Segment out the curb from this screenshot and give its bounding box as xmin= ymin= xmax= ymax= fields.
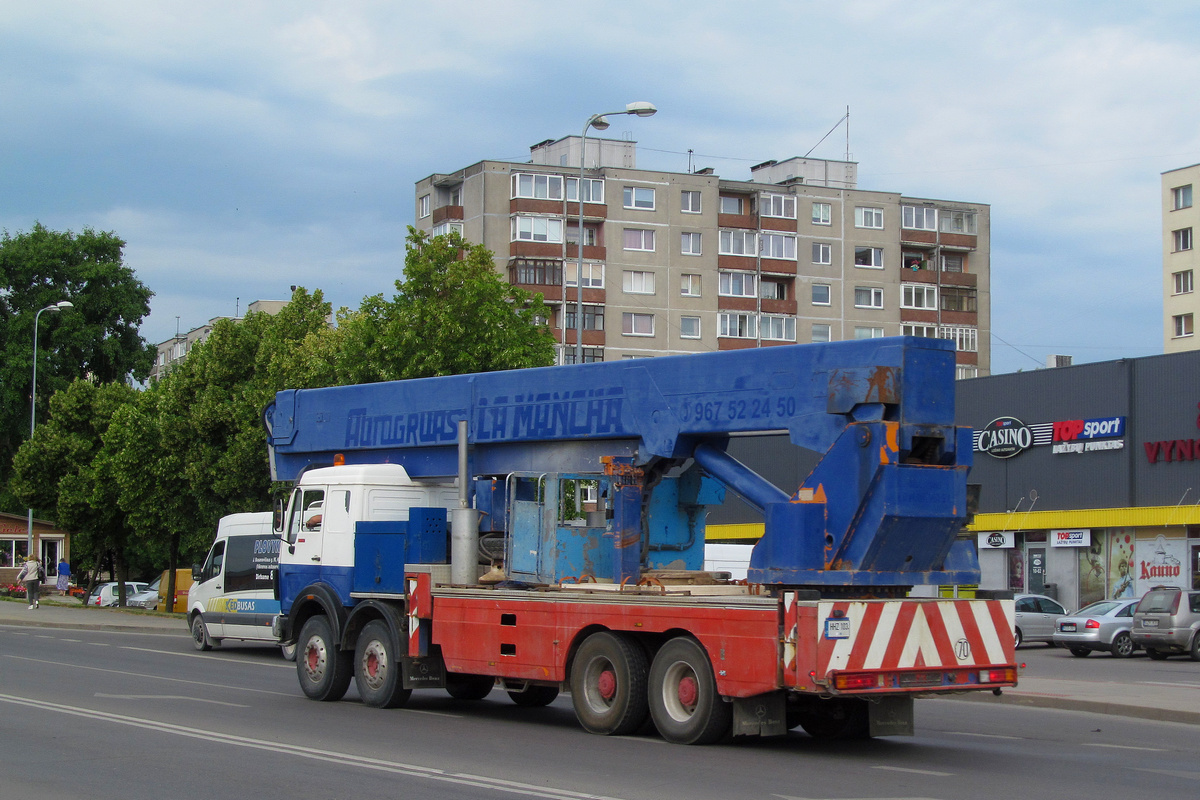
xmin=943 ymin=689 xmax=1200 ymax=726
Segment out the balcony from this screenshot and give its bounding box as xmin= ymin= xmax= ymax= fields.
xmin=760 ymin=258 xmax=797 ymax=276
xmin=565 ymin=243 xmax=606 ymax=261
xmin=432 ymin=205 xmax=463 ymax=224
xmin=718 ymin=213 xmax=755 ymax=229
xmin=760 ymin=298 xmax=798 ymax=315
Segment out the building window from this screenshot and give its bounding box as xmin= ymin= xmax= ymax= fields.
xmin=1175 ymin=313 xmax=1194 ymax=338
xmin=854 ymin=286 xmax=884 ymax=309
xmin=566 ymin=224 xmax=598 ymax=246
xmin=901 ymin=284 xmax=937 ymax=310
xmin=681 ymin=232 xmax=702 ymax=256
xmin=956 ymin=365 xmax=979 ymax=380
xmin=940 ymin=325 xmax=978 ymax=352
xmin=623 ymin=270 xmax=655 ymax=295
xmin=760 ymin=232 xmax=797 ymax=260
xmin=432 ymin=222 xmax=463 ymax=238
xmin=623 ymin=186 xmax=655 ymax=210
xmin=941 ymin=253 xmax=965 ymax=272
xmin=719 ymin=312 xmax=756 ymax=338
xmin=719 ymin=230 xmax=757 ymax=256
xmin=512 ymin=216 xmax=564 ymax=243
xmin=562 ymin=347 xmax=604 ymax=365
xmin=812 ymin=284 xmax=831 ymax=306
xmin=512 ymin=173 xmax=564 ymax=200
xmin=812 ymin=242 xmax=832 ymax=265
xmin=622 ymin=312 xmax=655 ymax=336
xmin=854 ymin=326 xmax=885 ymax=339
xmin=418 ymin=194 xmax=430 ymax=218
xmin=681 ymin=190 xmax=701 ymax=213
xmin=902 ymin=206 xmax=937 ymax=230
xmin=760 ymin=279 xmax=787 ymax=300
xmin=681 ymin=274 xmax=701 ymax=297
xmin=719 ymin=196 xmax=744 ymax=215
xmin=940 ymin=211 xmax=977 ymax=234
xmin=760 ymin=315 xmax=796 ymax=341
xmin=565 ymin=262 xmax=604 ymax=288
xmin=903 ymin=251 xmax=929 ymax=271
xmin=563 ymin=305 xmax=604 ymax=331
xmin=1173 ymin=185 xmax=1193 ymax=211
xmin=854 ymin=246 xmax=884 ymax=268
xmin=812 ymin=202 xmax=831 ymax=226
xmin=1174 ymin=228 xmax=1193 ymax=252
xmin=679 ymin=315 xmax=701 ymax=339
xmin=902 ymin=323 xmax=938 ymax=338
xmin=760 ymin=193 xmax=797 ymax=219
xmin=566 ymin=177 xmax=604 ymax=203
xmin=940 ymin=286 xmax=978 ymax=313
xmin=510 ymin=259 xmax=562 ymax=286
xmin=811 ymin=324 xmax=831 ymax=343
xmin=719 ymin=271 xmax=757 ymax=297
xmin=623 ymin=228 xmax=656 ymax=251
xmin=1174 ymin=270 xmax=1194 ymax=295
xmin=854 ymin=207 xmax=884 ymax=229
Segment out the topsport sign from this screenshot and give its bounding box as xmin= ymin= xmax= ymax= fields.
xmin=974 ymin=415 xmax=1126 ymax=459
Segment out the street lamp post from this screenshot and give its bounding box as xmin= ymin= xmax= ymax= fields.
xmin=27 ymin=300 xmax=73 ymax=555
xmin=574 ymin=102 xmax=657 ymax=365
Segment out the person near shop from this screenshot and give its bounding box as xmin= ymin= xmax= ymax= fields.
xmin=56 ymin=558 xmax=71 ymax=595
xmin=15 ymin=555 xmax=43 ymax=609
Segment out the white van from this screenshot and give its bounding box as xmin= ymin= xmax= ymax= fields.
xmin=189 ymin=513 xmax=292 ymax=657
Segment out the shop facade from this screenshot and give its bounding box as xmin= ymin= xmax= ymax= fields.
xmin=0 ymin=512 xmax=72 ymax=586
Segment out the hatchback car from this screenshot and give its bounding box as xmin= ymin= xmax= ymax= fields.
xmin=1014 ymin=593 xmax=1068 ymax=647
xmin=85 ymin=581 xmax=149 ymax=607
xmin=1132 ymin=587 xmax=1200 ymax=660
xmin=1052 ymin=598 xmax=1140 ymax=657
xmin=126 ymin=576 xmax=162 ymax=610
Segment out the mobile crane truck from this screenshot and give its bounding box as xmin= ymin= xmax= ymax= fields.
xmin=264 ymin=337 xmax=1017 ymax=743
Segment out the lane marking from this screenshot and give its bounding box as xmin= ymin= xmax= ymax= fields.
xmin=405 ymin=709 xmax=464 ymax=719
xmin=3 ymin=655 xmax=295 ymax=697
xmin=119 ymin=645 xmax=295 ymax=669
xmin=1083 ymin=743 xmax=1165 ymax=752
xmin=95 ymin=693 xmax=249 ymax=708
xmin=774 ymin=795 xmax=942 ymax=800
xmin=1138 ymin=681 xmax=1200 ymax=690
xmin=0 ymin=692 xmax=629 ymax=800
xmin=871 ymin=766 xmax=953 ymax=777
xmin=941 ymin=731 xmax=1021 ymax=740
xmin=1135 ymin=768 xmax=1200 ymax=779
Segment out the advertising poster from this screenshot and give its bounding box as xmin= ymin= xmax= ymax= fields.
xmin=1007 ymin=545 xmax=1025 ymax=593
xmin=1107 ymin=529 xmax=1136 ymax=599
xmin=1078 ymin=535 xmax=1107 ymax=607
xmin=1134 ymin=533 xmax=1187 ymax=595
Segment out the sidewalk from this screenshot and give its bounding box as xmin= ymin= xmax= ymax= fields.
xmin=2 ymin=595 xmax=1198 ymax=726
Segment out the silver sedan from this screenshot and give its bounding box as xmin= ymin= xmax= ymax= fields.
xmin=1052 ymin=598 xmax=1140 ymax=658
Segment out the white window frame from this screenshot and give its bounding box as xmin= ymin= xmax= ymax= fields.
xmin=760 ymin=232 xmax=797 ymax=260
xmin=679 ymin=315 xmax=701 ymax=339
xmin=1174 ymin=228 xmax=1193 ymax=252
xmin=718 ymin=312 xmax=756 ymax=339
xmin=512 ymin=173 xmax=564 ymax=200
xmin=956 ymin=365 xmax=979 ymax=380
xmin=622 ymin=312 xmax=655 ymax=337
xmin=854 ymin=326 xmax=885 ymax=339
xmin=511 ymin=215 xmax=564 ymax=243
xmin=812 ymin=202 xmax=831 ymax=226
xmin=623 ymin=186 xmax=655 ymax=211
xmin=811 ymin=324 xmax=831 ymax=343
xmin=902 ymin=323 xmax=939 ymax=338
xmin=760 ymin=193 xmax=797 ymax=219
xmin=854 ymin=246 xmax=884 ymax=269
xmin=418 ymin=194 xmax=430 ymax=218
xmin=681 ymin=190 xmax=702 ymax=214
xmin=623 ymin=228 xmax=656 ymax=251
xmin=760 ymin=279 xmax=787 ymax=301
xmin=812 ymin=242 xmax=832 ymax=265
xmin=1174 ymin=313 xmax=1194 ymax=338
xmin=901 ymin=283 xmax=937 ymax=310
xmin=1174 ymin=269 xmax=1194 ymax=295
xmin=940 ymin=210 xmax=978 ymax=234
xmin=681 ymin=232 xmax=702 ymax=256
xmin=854 ymin=286 xmax=884 ymax=309
xmin=562 ymin=304 xmax=605 ymax=332
xmin=566 ymin=177 xmax=604 ymax=203
xmin=811 ymin=284 xmax=831 ymax=306
xmin=902 ymin=205 xmax=937 ymax=230
xmin=681 ymin=274 xmax=701 ymax=297
xmin=431 ymin=222 xmax=463 ymax=238
xmin=854 ymin=206 xmax=884 ymax=229
xmin=719 ymin=229 xmax=757 ymax=256
xmin=622 ymin=270 xmax=656 ymax=295
xmin=1173 ymin=185 xmax=1193 ymax=211
xmin=939 ymin=325 xmax=978 ymax=352
xmin=719 ymin=196 xmax=744 ymax=215
xmin=760 ymin=315 xmax=796 ymax=342
xmin=565 ymin=262 xmax=604 ymax=289
xmin=718 ymin=271 xmax=758 ymax=298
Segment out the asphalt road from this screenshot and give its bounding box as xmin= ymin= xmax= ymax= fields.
xmin=2 ymin=625 xmax=1199 ymax=800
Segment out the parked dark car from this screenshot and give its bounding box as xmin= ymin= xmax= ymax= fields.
xmin=1052 ymin=598 xmax=1140 ymax=657
xmin=1132 ymin=587 xmax=1200 ymax=660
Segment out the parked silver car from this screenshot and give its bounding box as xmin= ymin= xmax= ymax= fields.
xmin=1052 ymin=598 xmax=1140 ymax=657
xmin=86 ymin=581 xmax=150 ymax=607
xmin=1132 ymin=587 xmax=1200 ymax=660
xmin=126 ymin=575 xmax=162 ymax=610
xmin=1014 ymin=593 xmax=1068 ymax=647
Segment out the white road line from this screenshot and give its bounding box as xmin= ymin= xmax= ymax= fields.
xmin=871 ymin=766 xmax=953 ymax=777
xmin=1138 ymin=681 xmax=1200 ymax=690
xmin=3 ymin=655 xmax=295 ymax=697
xmin=0 ymin=692 xmax=628 ymax=800
xmin=942 ymin=731 xmax=1022 ymax=740
xmin=773 ymin=795 xmax=942 ymax=800
xmin=119 ymin=645 xmax=295 ymax=669
xmin=95 ymin=693 xmax=249 ymax=708
xmin=1083 ymin=743 xmax=1165 ymax=752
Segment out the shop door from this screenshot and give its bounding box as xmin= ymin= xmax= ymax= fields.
xmin=1192 ymin=544 xmax=1200 ymax=590
xmin=1027 ymin=547 xmax=1046 ymax=595
xmin=41 ymin=540 xmax=60 ymax=579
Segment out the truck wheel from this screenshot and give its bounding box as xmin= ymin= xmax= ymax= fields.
xmin=446 ymin=673 xmax=495 ymax=700
xmin=297 ymin=616 xmax=352 ymax=701
xmin=1110 ymin=632 xmax=1134 ymax=658
xmin=570 ymin=631 xmax=648 ymax=735
xmin=190 ymin=615 xmax=212 ymax=652
xmin=355 ymin=620 xmax=412 ymax=709
xmin=647 ymin=637 xmax=730 ymax=745
xmin=794 ymin=698 xmax=870 ymax=740
xmin=1146 ymin=647 xmax=1169 ymax=661
xmin=508 ymin=685 xmax=559 ymax=707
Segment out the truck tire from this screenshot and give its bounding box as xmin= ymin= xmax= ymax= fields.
xmin=508 ymin=685 xmax=559 ymax=707
xmin=354 ymin=620 xmax=411 ymax=709
xmin=297 ymin=616 xmax=352 ymax=701
xmin=190 ymin=614 xmax=212 ymax=652
xmin=570 ymin=631 xmax=648 ymax=735
xmin=647 ymin=637 xmax=730 ymax=745
xmin=446 ymin=673 xmax=495 ymax=700
xmin=793 ymin=698 xmax=870 ymax=740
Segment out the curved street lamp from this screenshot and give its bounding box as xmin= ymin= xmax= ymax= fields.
xmin=28 ymin=300 xmax=74 ymax=554
xmin=574 ymin=102 xmax=657 ymax=364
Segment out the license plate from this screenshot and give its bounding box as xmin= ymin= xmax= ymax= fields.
xmin=1142 ymin=619 xmax=1159 ymax=628
xmin=824 ymin=618 xmax=851 ymax=639
xmin=1060 ymin=623 xmax=1076 ymax=632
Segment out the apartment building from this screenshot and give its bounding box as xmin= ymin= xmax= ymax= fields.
xmin=149 ymin=299 xmax=288 ymax=381
xmin=414 ymin=137 xmax=990 ymax=377
xmin=1163 ymin=164 xmax=1199 ymax=353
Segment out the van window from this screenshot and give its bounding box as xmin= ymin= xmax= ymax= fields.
xmin=225 ymin=534 xmax=281 ymax=593
xmin=201 ymin=540 xmax=225 ymax=583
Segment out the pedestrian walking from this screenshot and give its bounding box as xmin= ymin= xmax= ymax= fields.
xmin=15 ymin=555 xmax=43 ymax=609
xmin=56 ymin=558 xmax=71 ymax=595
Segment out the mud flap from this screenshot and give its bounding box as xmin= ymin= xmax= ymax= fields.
xmin=401 ymin=655 xmax=446 ymax=689
xmin=732 ymin=693 xmax=787 ymax=737
xmin=869 ymin=696 xmax=914 ymax=737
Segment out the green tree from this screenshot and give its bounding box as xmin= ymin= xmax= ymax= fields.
xmin=0 ymin=223 xmax=154 ymax=512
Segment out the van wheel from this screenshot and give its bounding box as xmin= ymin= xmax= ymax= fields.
xmin=570 ymin=631 xmax=649 ymax=736
xmin=648 ymin=637 xmax=731 ymax=745
xmin=280 ymin=642 xmax=297 ymax=662
xmin=508 ymin=685 xmax=559 ymax=707
xmin=446 ymin=673 xmax=495 ymax=700
xmin=190 ymin=615 xmax=212 ymax=652
xmin=354 ymin=620 xmax=411 ymax=708
xmin=297 ymin=616 xmax=352 ymax=701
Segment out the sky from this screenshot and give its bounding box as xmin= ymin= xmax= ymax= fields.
xmin=3 ymin=1 xmax=1198 ymax=375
